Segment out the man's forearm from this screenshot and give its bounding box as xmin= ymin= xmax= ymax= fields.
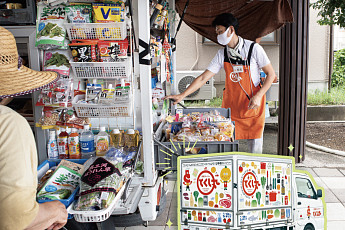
xmin=256 ymin=72 xmax=275 ymax=98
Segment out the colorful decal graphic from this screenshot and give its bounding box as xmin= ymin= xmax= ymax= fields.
xmin=220 ymin=166 xmax=231 ymax=190
xmin=181 ymin=209 xmax=232 ymax=225
xmin=239 ymin=208 xmax=291 ymax=226
xmin=241 ymin=170 xmax=260 ymax=197
xmin=238 ymin=160 xmax=292 ymax=211
xmin=181 ymin=160 xmax=233 ymax=210
xmin=183 ymin=170 xmax=192 ymax=191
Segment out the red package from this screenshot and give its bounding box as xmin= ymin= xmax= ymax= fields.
xmin=98 ymin=39 xmax=128 ymax=62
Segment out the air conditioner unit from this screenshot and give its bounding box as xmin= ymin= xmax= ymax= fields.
xmin=176 ymin=71 xmax=216 ymax=100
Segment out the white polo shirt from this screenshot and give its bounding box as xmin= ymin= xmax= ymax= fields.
xmin=207 ymin=38 xmax=271 ymax=87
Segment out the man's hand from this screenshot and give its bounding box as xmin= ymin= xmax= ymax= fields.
xmin=248 ymin=94 xmax=262 ymax=110
xmin=163 ymin=94 xmax=185 ymax=105
xmin=25 ymin=200 xmax=68 ymax=230
xmin=47 ymin=201 xmax=68 ymax=230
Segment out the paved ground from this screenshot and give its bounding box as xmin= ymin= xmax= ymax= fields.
xmin=114 ymin=119 xmax=345 ymax=229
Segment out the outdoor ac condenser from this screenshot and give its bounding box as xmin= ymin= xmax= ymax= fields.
xmin=176 ymin=71 xmax=216 ymax=100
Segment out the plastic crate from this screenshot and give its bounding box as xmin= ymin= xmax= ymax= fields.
xmin=154 ymin=108 xmax=238 ymax=171
xmin=67 ymin=181 xmax=127 ymax=222
xmin=65 ymin=22 xmax=127 ymax=40
xmin=179 ymin=108 xmax=231 ymax=118
xmin=37 ymin=159 xmax=87 ymax=207
xmin=154 ymin=140 xmax=239 ymax=171
xmin=70 ymin=59 xmax=131 ymax=80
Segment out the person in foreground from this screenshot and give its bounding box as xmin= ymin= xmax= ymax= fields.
xmin=0 ymin=26 xmax=67 ymax=230
xmin=165 ymin=13 xmax=276 ymax=153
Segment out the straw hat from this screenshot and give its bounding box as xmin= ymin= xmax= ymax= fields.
xmin=0 ymin=26 xmax=60 ymax=99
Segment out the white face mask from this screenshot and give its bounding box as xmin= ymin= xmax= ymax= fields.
xmin=217 ymin=27 xmax=234 ymax=46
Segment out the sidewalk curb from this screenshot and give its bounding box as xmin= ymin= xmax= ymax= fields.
xmin=306 ymin=141 xmax=345 ymax=157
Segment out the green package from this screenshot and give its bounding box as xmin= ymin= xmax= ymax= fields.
xmin=65 ymin=5 xmax=92 ymax=23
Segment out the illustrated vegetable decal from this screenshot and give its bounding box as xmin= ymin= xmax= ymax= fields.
xmin=256 ymin=192 xmax=261 ymax=205
xmin=193 ymin=191 xmax=199 ymax=202
xmin=45 ymin=53 xmax=70 ymax=67
xmin=261 ymin=177 xmax=266 ymax=189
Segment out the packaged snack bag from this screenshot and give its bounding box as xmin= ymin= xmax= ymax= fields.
xmin=69 ymin=43 xmax=97 ymax=62
xmin=36 ymin=3 xmax=66 ymax=50
xmin=98 ymin=39 xmax=128 ymax=62
xmin=65 ymin=4 xmax=92 ymax=23
xmin=43 ymin=50 xmax=71 ymax=76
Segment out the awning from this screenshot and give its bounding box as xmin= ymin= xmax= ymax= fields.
xmin=175 ymin=0 xmax=293 ymax=42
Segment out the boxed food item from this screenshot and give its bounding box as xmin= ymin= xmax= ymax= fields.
xmin=92 ymin=3 xmax=122 ymax=23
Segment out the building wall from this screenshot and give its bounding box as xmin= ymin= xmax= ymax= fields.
xmin=176 ymin=6 xmax=330 ymax=95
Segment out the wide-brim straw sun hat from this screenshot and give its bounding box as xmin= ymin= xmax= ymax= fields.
xmin=0 ymin=26 xmax=60 ymax=99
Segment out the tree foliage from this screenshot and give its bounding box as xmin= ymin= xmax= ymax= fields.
xmin=310 ymin=1 xmax=345 ymax=27
xmin=332 ymin=48 xmax=345 ymax=87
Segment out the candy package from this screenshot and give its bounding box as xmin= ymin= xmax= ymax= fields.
xmin=37 ymin=107 xmax=62 ymax=128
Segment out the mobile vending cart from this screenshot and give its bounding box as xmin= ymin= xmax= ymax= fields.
xmin=178 ymin=153 xmax=326 ymax=230
xmin=28 ymin=0 xmax=180 ymax=227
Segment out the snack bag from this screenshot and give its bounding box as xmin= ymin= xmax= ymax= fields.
xmin=69 ymin=43 xmax=97 ymax=62
xmin=92 ymin=3 xmax=121 ymax=23
xmin=65 ymin=4 xmax=92 ymax=23
xmin=36 ymin=3 xmax=66 ymax=50
xmin=74 ymin=157 xmax=130 ymax=211
xmin=43 ymin=50 xmax=71 ymax=76
xmin=98 ymin=39 xmax=128 ymax=62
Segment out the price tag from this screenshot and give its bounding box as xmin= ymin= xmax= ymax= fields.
xmin=233 ymin=65 xmax=244 ymax=73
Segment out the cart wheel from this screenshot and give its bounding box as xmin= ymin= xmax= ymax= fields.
xmin=110 ymin=188 xmax=167 ymax=227
xmin=304 ymin=224 xmax=315 ymax=230
xmin=63 ymin=219 xmax=98 ymax=230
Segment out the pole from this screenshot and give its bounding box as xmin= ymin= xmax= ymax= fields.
xmin=278 ymin=0 xmax=309 ymax=162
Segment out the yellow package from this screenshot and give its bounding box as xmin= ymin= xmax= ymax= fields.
xmin=93 ymin=3 xmax=121 ymax=23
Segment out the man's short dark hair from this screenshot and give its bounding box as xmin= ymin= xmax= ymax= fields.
xmin=212 ymin=13 xmax=239 ymax=34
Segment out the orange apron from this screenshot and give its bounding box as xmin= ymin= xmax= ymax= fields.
xmin=222 ymin=43 xmax=266 ymax=140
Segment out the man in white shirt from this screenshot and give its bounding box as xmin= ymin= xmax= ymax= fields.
xmin=165 ymin=13 xmax=276 ymax=153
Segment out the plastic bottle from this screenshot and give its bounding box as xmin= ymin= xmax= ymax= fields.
xmin=110 ymin=128 xmax=122 ymax=147
xmin=96 ymin=126 xmax=110 ymax=156
xmin=68 ymin=128 xmax=80 ymax=159
xmin=80 ymin=124 xmax=95 ymax=158
xmin=58 ymin=128 xmax=69 ymax=159
xmin=124 ymin=129 xmax=138 ymax=147
xmin=47 ymin=130 xmax=58 ymax=159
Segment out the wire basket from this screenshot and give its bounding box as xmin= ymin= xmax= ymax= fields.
xmin=65 ymin=22 xmax=127 ymax=40
xmin=73 ymin=101 xmax=133 ymax=118
xmin=70 ymin=59 xmax=131 ymax=80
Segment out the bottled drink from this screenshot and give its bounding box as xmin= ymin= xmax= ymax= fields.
xmin=47 ymin=130 xmax=58 ymax=159
xmin=96 ymin=126 xmax=109 ymax=156
xmin=110 ymin=128 xmax=122 ymax=147
xmin=58 ymin=128 xmax=69 ymax=159
xmin=68 ymin=128 xmax=80 ymax=159
xmin=80 ymin=125 xmax=95 ymax=159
